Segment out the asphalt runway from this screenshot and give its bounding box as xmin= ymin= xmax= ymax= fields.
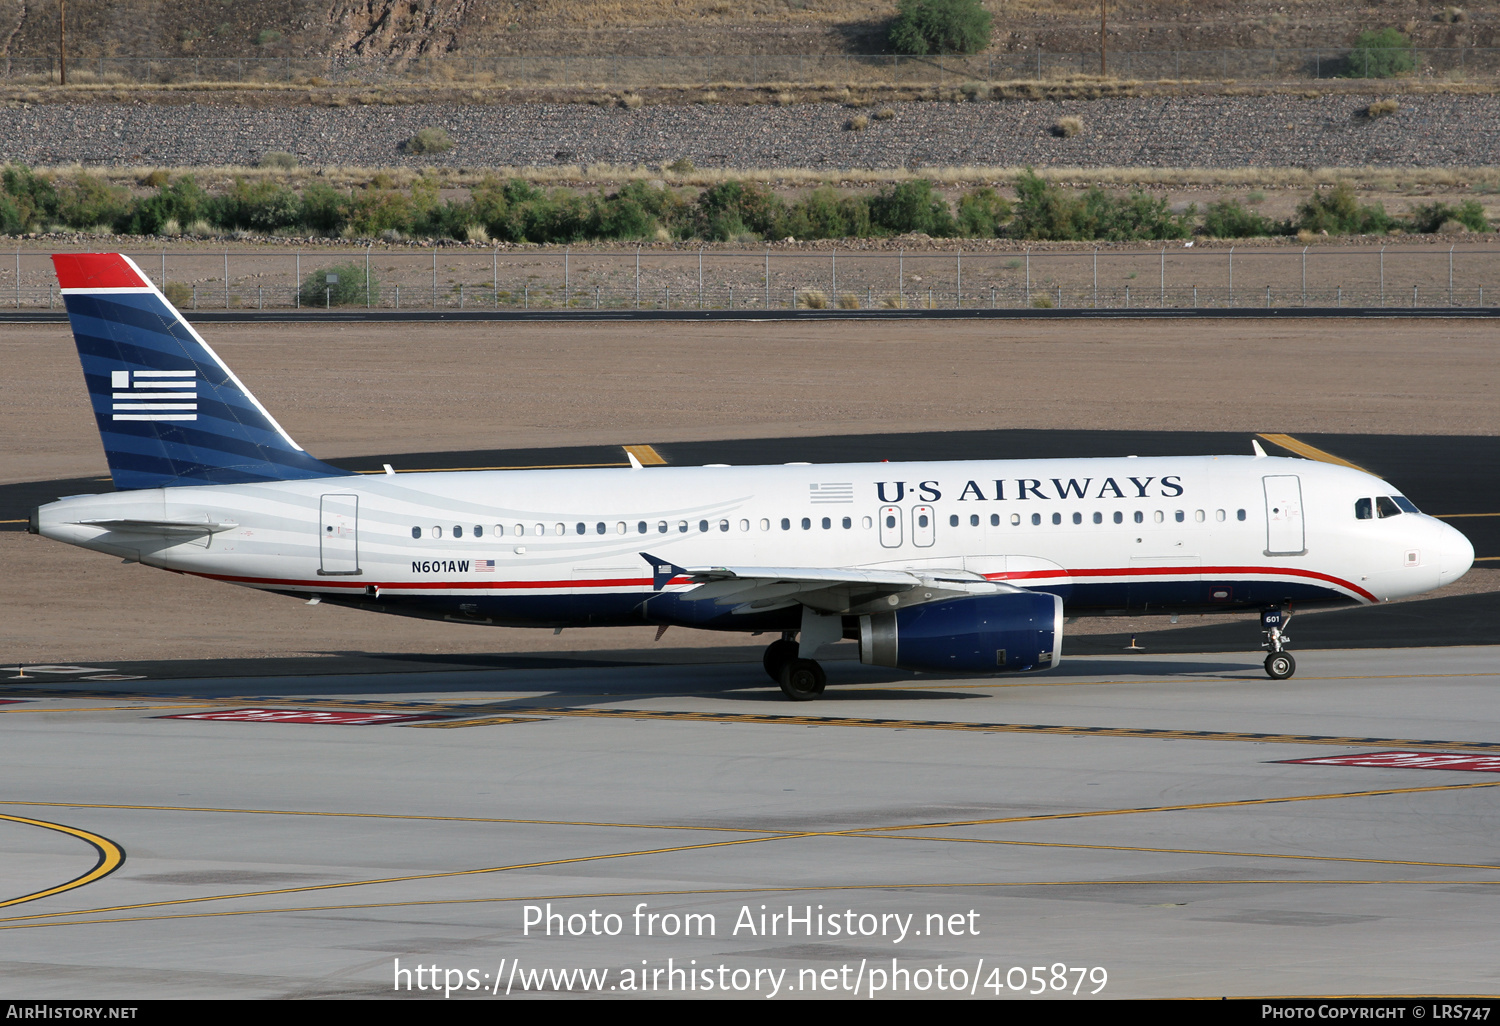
xmin=4 ymin=647 xmax=1500 ymax=999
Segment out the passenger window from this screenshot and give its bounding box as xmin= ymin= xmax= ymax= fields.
xmin=1031 ymin=513 xmax=1041 ymax=526
xmin=411 ymin=526 xmax=422 ymax=539
xmin=1093 ymin=512 xmax=1102 ymax=524
xmin=1237 ymin=509 xmax=1247 ymax=521
xmin=615 ymin=522 xmax=625 ymax=534
xmin=949 ymin=514 xmax=960 ymax=527
xmin=699 ymin=520 xmax=709 ymax=532
xmin=1215 ymin=510 xmax=1225 ymax=522
xmin=970 ymin=514 xmax=980 ymax=527
xmin=555 ymin=524 xmax=565 ymax=535
xmin=917 ymin=513 xmax=929 ymax=528
xmin=861 ymin=517 xmax=872 ymax=529
xmin=991 ymin=514 xmax=1000 ymax=526
xmin=802 ymin=517 xmax=811 ymax=530
xmin=660 ymin=521 xmax=669 ymax=533
xmin=1174 ymin=511 xmax=1185 ymax=523
xmin=1113 ymin=511 xmax=1123 ymax=524
xmin=678 ymin=521 xmax=689 ymax=533
xmin=1072 ymin=512 xmax=1082 ymax=525
xmin=1011 ymin=514 xmax=1021 ymax=526
xmin=884 ymin=514 xmax=896 ymax=529
xmin=1376 ymin=496 xmax=1402 ymax=518
xmin=596 ymin=522 xmax=606 ymax=535
xmin=822 ymin=517 xmax=831 ymax=529
xmin=1154 ymin=511 xmax=1164 ymax=523
xmin=513 ymin=524 xmax=524 ymax=536
xmin=453 ymin=525 xmax=463 ymax=538
xmin=782 ymin=518 xmax=791 ymax=530
xmin=474 ymin=525 xmax=483 ymax=538
xmin=1194 ymin=510 xmax=1205 ymax=523
xmin=1051 ymin=513 xmax=1061 ymax=525
xmin=432 ymin=525 xmax=443 ymax=538
xmin=638 ymin=521 xmax=648 ymax=534
xmin=719 ymin=519 xmax=730 ymax=532
xmin=842 ymin=516 xmax=852 ymax=529
xmin=740 ymin=520 xmax=750 ymax=532
xmin=576 ymin=523 xmax=586 ymax=535
xmin=1134 ymin=511 xmax=1144 ymax=524
xmin=494 ymin=525 xmax=504 ymax=537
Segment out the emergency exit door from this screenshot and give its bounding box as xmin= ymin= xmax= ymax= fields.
xmin=1263 ymin=476 xmax=1305 ymax=556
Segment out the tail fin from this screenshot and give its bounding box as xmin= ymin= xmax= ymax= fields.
xmin=53 ymin=253 xmax=346 ymax=490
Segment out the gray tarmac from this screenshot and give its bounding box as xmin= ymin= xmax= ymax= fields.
xmin=3 ymin=645 xmax=1499 ymax=999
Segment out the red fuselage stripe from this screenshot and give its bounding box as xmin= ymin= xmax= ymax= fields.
xmin=189 ymin=563 xmax=1376 ymax=603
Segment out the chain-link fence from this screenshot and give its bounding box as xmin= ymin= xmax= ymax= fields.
xmin=6 ymin=245 xmax=1499 ymax=313
xmin=5 ymin=49 xmax=1500 ymax=88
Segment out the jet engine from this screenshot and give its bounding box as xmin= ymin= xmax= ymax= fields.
xmin=858 ymin=591 xmax=1063 ymax=674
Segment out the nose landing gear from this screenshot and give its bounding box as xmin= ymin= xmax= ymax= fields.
xmin=1261 ymin=606 xmax=1296 ymax=679
xmin=763 ymin=632 xmax=826 ymax=701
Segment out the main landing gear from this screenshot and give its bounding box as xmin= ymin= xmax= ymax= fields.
xmin=1261 ymin=606 xmax=1296 ymax=680
xmin=763 ymin=633 xmax=826 ymax=701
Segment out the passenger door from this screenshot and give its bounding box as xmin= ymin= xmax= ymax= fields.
xmin=319 ymin=494 xmax=362 ymax=575
xmin=1263 ymin=475 xmax=1306 ymax=556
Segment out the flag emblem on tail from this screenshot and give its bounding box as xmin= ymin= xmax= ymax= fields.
xmin=111 ymin=369 xmax=197 ymax=421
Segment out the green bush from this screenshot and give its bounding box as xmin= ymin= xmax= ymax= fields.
xmin=869 ymin=179 xmax=956 ymax=236
xmin=780 ymin=186 xmax=873 ymax=239
xmin=2 ymin=164 xmax=57 ymax=231
xmin=696 ymin=180 xmax=784 ymax=240
xmin=55 ymin=174 xmax=131 ymax=230
xmin=1008 ymin=170 xmax=1192 ymax=241
xmin=298 ymin=182 xmax=348 ymax=235
xmin=1297 ymin=182 xmax=1395 ymax=234
xmin=402 ymin=127 xmax=453 ymax=155
xmin=258 ymin=151 xmax=298 ymax=170
xmin=212 ymin=177 xmax=302 ymax=232
xmin=1408 ymin=199 xmax=1489 ymax=233
xmin=955 ymin=187 xmax=1011 ymax=237
xmin=1344 ymin=28 xmax=1416 ymax=78
xmin=1202 ymin=199 xmax=1285 ymax=238
xmin=299 ymin=263 xmax=378 ymax=307
xmin=888 ymin=0 xmax=992 ymax=55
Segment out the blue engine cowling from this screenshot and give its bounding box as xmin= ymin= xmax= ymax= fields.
xmin=858 ymin=591 xmax=1063 ymax=674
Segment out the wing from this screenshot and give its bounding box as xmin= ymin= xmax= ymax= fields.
xmin=638 ymin=552 xmax=1028 ymax=616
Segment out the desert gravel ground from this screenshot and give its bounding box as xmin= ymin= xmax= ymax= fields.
xmin=1 ymin=94 xmax=1496 ymax=170
xmin=3 ymin=316 xmax=1496 ymax=662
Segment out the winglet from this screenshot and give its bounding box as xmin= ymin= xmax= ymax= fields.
xmin=1251 ymin=439 xmax=1268 ymax=458
xmin=626 ymin=450 xmax=644 ymax=471
xmin=640 ymin=552 xmax=687 ymax=590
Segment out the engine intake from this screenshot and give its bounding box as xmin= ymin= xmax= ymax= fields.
xmin=859 ymin=591 xmax=1063 ymax=674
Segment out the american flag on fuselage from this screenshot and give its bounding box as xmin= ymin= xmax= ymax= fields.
xmin=475 ymin=559 xmax=495 ymax=572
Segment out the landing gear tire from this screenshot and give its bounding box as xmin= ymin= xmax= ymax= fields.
xmin=778 ymin=658 xmax=826 ymax=701
xmin=1265 ymin=652 xmax=1296 ymax=680
xmin=763 ymin=638 xmax=800 ymax=683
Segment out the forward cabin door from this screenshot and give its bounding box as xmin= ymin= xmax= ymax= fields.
xmin=319 ymin=494 xmax=362 ymax=575
xmin=878 ymin=505 xmax=903 ymax=548
xmin=1263 ymin=475 xmax=1306 ymax=556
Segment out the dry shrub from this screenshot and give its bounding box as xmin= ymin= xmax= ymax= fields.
xmin=667 ymin=157 xmax=695 ymax=174
xmin=846 ymin=114 xmax=869 ymax=132
xmin=797 ymin=289 xmax=828 ymax=309
xmin=880 ymin=294 xmax=905 ymax=308
xmin=836 ymin=292 xmax=861 ymax=309
xmin=1052 ymin=116 xmax=1084 ymax=138
xmin=1365 ymin=98 xmax=1401 ymax=118
xmin=773 ymin=91 xmax=795 ymax=106
xmin=1030 ymin=294 xmax=1054 ymax=309
xmin=620 ymin=93 xmax=644 ymax=109
xmin=875 ymin=107 xmax=896 ymax=121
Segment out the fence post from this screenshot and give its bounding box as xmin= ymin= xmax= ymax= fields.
xmin=956 ymin=246 xmax=961 ymax=307
xmin=433 ymin=252 xmax=438 ymax=308
xmin=1228 ymin=245 xmax=1234 ymax=307
xmin=1449 ymin=243 xmax=1455 ymax=305
xmin=899 ymin=248 xmax=903 ymax=302
xmin=1093 ymin=248 xmax=1098 ymax=308
xmin=699 ymin=247 xmax=704 ymax=308
xmin=1266 ymin=284 xmax=1271 ymax=308
xmin=564 ymin=246 xmax=569 ymax=306
xmin=224 ymin=250 xmax=229 ymax=308
xmin=1025 ymin=248 xmax=1030 ymax=304
xmin=1302 ymin=245 xmax=1307 ymax=306
xmin=1159 ymin=246 xmax=1165 ymax=306
xmin=1125 ymin=284 xmax=1130 ymax=308
xmin=636 ymin=246 xmax=641 ymax=309
xmin=366 ymin=244 xmax=371 ymax=308
xmin=831 ymin=245 xmax=836 ymax=297
xmin=295 ymin=251 xmax=300 ymax=309
xmin=1379 ymin=245 xmax=1385 ymax=305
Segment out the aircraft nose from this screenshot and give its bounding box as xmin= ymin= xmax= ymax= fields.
xmin=1436 ymin=519 xmax=1475 ymax=585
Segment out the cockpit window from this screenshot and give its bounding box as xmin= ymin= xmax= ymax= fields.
xmin=1391 ymin=496 xmax=1420 ymax=514
xmin=1376 ymin=496 xmax=1402 ymax=518
xmin=1355 ymin=498 xmax=1372 ymax=520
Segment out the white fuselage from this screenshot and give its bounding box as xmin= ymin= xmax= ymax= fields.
xmin=35 ymin=454 xmax=1474 ymax=633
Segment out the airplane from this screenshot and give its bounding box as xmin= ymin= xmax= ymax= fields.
xmin=28 ymin=253 xmax=1476 ymax=700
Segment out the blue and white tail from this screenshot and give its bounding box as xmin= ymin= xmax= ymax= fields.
xmin=53 ymin=253 xmax=346 ymax=490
